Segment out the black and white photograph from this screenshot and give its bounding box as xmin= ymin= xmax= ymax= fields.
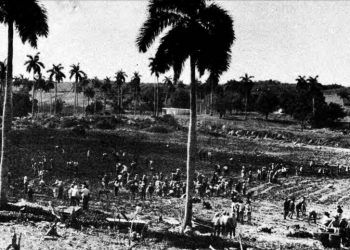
xmin=0 ymin=0 xmax=349 ymax=249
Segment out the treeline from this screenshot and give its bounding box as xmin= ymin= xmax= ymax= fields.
xmin=6 ymin=65 xmax=348 ymax=129
xmin=215 ymin=75 xmax=346 ymax=128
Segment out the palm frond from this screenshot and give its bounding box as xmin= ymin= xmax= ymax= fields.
xmin=136 ymin=11 xmax=181 ymax=53
xmin=14 ymin=0 xmax=48 ymax=48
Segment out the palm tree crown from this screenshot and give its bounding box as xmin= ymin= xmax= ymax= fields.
xmin=136 ymin=0 xmax=234 ymax=78
xmin=115 ymin=70 xmax=127 ymax=87
xmin=0 ymin=0 xmax=49 ymax=48
xmin=47 ymin=64 xmax=65 ymax=83
xmin=25 ymin=52 xmax=45 ymax=77
xmin=69 ymin=64 xmax=86 ymax=82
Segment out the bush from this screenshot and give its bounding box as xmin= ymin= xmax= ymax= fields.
xmin=12 ymin=92 xmax=32 ymax=117
xmin=157 ymin=114 xmax=179 ymax=128
xmin=95 ymin=119 xmax=116 ymax=130
xmin=72 ymin=125 xmax=86 ymax=136
xmin=61 ymin=117 xmax=78 ymax=128
xmin=146 ymin=125 xmax=172 ymax=133
xmin=86 ymin=101 xmax=103 ymax=114
xmin=44 ymin=121 xmax=57 ymax=129
xmin=54 ymin=99 xmax=65 ymax=114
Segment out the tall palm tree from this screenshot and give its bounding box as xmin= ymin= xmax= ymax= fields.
xmin=0 ymin=0 xmax=49 ymax=207
xmin=296 ymin=75 xmax=307 ymax=91
xmin=33 ymin=73 xmax=45 ymax=114
xmin=239 ymin=73 xmax=254 ymax=120
xmin=24 ymin=52 xmax=45 ymax=117
xmin=307 ymin=75 xmax=321 ymax=116
xmin=163 ymin=76 xmax=174 ymax=107
xmin=149 ymin=57 xmax=163 ymax=117
xmin=206 ymin=72 xmax=219 ymax=116
xmin=69 ymin=63 xmax=86 ymax=115
xmin=84 ymin=86 xmax=95 ymax=107
xmin=40 ymin=77 xmax=54 ymax=113
xmin=115 ymin=70 xmax=127 ymax=113
xmin=77 ymin=77 xmax=89 ymax=113
xmin=0 ymin=60 xmax=6 ymax=102
xmin=131 ymin=72 xmax=141 ymax=115
xmin=91 ymin=77 xmax=102 ymax=112
xmin=47 ymin=64 xmax=65 ymax=115
xmin=136 ymin=0 xmax=234 ymax=230
xmin=101 ymin=77 xmax=112 ymax=111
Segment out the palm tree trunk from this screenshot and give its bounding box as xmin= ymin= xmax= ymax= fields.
xmin=153 ymin=83 xmax=156 ymax=116
xmin=104 ymin=97 xmax=106 ymax=112
xmin=182 ymin=55 xmax=197 ymax=231
xmin=82 ymin=95 xmax=85 ymax=115
xmin=74 ymin=80 xmax=77 ymax=115
xmin=0 ymin=20 xmax=14 ymax=207
xmin=120 ymin=86 xmax=123 ymax=111
xmin=54 ymin=82 xmax=57 ymax=115
xmin=244 ymin=92 xmax=248 ymax=120
xmin=165 ymin=91 xmax=169 ymax=107
xmin=49 ymin=92 xmax=52 ymax=115
xmin=76 ymin=93 xmax=79 ymax=114
xmin=40 ymin=90 xmax=43 ymax=114
xmin=31 ymin=84 xmax=35 ymax=117
xmin=210 ymin=84 xmax=213 ymax=116
xmin=133 ymin=88 xmax=136 ymax=116
xmin=156 ymin=79 xmax=159 ymax=117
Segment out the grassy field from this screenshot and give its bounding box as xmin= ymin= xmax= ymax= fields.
xmin=0 ymin=115 xmax=350 ymax=249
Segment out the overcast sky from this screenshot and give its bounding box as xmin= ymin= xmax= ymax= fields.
xmin=0 ymin=0 xmax=350 ymax=85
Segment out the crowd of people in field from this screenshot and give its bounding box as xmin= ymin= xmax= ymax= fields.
xmin=14 ymin=147 xmax=348 ymax=206
xmin=7 ymin=144 xmax=350 ymax=240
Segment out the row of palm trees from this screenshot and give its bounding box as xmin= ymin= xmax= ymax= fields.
xmin=10 ymin=54 xmax=181 ymax=117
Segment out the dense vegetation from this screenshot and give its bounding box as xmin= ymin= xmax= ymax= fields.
xmin=6 ymin=73 xmax=347 ymax=129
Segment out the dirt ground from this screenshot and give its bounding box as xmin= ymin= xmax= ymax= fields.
xmin=0 ymin=118 xmax=349 ymax=249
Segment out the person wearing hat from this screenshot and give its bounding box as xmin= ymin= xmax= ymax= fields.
xmin=23 ymin=176 xmax=29 ymax=195
xmin=296 ymin=197 xmax=307 ymax=218
xmin=337 ymin=205 xmax=343 ymax=220
xmin=27 ymin=184 xmax=34 ymax=201
xmin=289 ymin=198 xmax=296 ymax=219
xmin=172 ymin=168 xmax=181 ymax=182
xmin=101 ymin=174 xmax=109 ymax=189
xmin=283 ymin=197 xmax=290 ymax=219
xmin=68 ymin=184 xmax=74 ymax=205
xmin=245 ymin=200 xmax=252 ymax=224
xmin=320 ymin=212 xmax=332 ymax=226
xmin=223 ymin=165 xmax=229 ymax=176
xmin=81 ymin=184 xmax=90 ymax=210
xmin=241 ymin=166 xmax=245 ymax=179
xmin=116 ymin=162 xmax=122 ymax=173
xmin=114 ymin=178 xmax=121 ymax=197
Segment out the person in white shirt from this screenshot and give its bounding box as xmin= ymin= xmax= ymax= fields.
xmin=23 ymin=176 xmax=28 ymax=194
xmin=71 ymin=185 xmax=80 ymax=206
xmin=68 ymin=184 xmax=74 ymax=205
